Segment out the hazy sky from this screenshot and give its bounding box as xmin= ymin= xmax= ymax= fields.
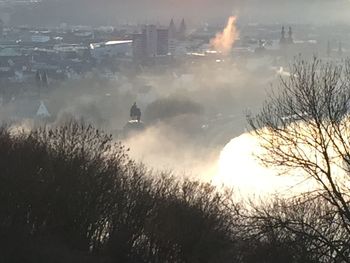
xmin=8 ymin=0 xmax=350 ymax=26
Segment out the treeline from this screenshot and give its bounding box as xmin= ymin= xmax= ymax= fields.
xmin=0 ymin=121 xmax=349 ymax=263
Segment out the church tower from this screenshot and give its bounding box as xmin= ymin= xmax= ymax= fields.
xmin=287 ymin=26 xmax=294 ymax=44
xmin=178 ymin=18 xmax=187 ymax=40
xmin=0 ymin=19 xmax=3 ymax=37
xmin=338 ymin=41 xmax=343 ymax=57
xmin=280 ymin=26 xmax=286 ymax=45
xmin=169 ymin=18 xmax=177 ymax=40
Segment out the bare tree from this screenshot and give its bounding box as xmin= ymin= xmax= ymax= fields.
xmin=243 ymin=195 xmax=349 ymax=263
xmin=0 ymin=120 xmax=242 ymax=263
xmin=248 ymin=58 xmax=350 ymax=261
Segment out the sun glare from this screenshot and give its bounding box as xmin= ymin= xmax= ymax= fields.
xmin=213 ymin=133 xmax=306 ymax=198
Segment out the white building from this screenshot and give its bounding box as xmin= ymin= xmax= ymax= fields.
xmin=90 ymin=40 xmax=132 ymax=62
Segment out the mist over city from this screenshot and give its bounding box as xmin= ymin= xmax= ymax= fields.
xmin=1 ymin=1 xmax=350 ymax=262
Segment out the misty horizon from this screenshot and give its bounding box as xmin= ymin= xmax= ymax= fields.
xmin=2 ymin=0 xmax=350 ymax=26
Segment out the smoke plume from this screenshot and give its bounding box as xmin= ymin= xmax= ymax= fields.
xmin=210 ymin=16 xmax=239 ymax=55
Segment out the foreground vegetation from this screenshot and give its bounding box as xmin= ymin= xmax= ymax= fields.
xmin=3 ymin=57 xmax=350 ymax=263
xmin=0 ymin=119 xmax=349 ymax=263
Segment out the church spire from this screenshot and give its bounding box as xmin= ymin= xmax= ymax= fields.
xmin=338 ymin=41 xmax=343 ymax=57
xmin=280 ymin=26 xmax=286 ymax=45
xmin=169 ymin=18 xmax=177 ymax=39
xmin=287 ymin=26 xmax=294 ymax=44
xmin=178 ymin=18 xmax=187 ymax=40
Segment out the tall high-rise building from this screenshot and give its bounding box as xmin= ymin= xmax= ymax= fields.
xmin=132 ymin=33 xmax=147 ymax=62
xmin=143 ymin=25 xmax=158 ymax=58
xmin=132 ymin=25 xmax=170 ymax=63
xmin=157 ymin=28 xmax=169 ymax=56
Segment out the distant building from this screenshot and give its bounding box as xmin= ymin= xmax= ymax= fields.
xmin=338 ymin=41 xmax=343 ymax=57
xmin=169 ymin=19 xmax=177 ymax=40
xmin=280 ymin=26 xmax=286 ymax=46
xmin=0 ymin=19 xmax=3 ymax=37
xmin=287 ymin=26 xmax=294 ymax=44
xmin=157 ymin=28 xmax=169 ymax=55
xmin=168 ymin=38 xmax=177 ymax=56
xmin=168 ymin=19 xmax=178 ymax=56
xmin=90 ymin=40 xmax=132 ymax=62
xmin=168 ymin=18 xmax=187 ymax=41
xmin=36 ymin=101 xmax=51 ymax=119
xmin=31 ymin=35 xmax=50 ymax=43
xmin=0 ymin=46 xmax=31 ymax=79
xmin=255 ymin=40 xmax=266 ymax=54
xmin=280 ymin=26 xmax=294 ymax=47
xmin=144 ymin=25 xmax=158 ymax=58
xmin=132 ymin=33 xmax=147 ymax=62
xmin=132 ymin=25 xmax=170 ymax=63
xmin=178 ymin=18 xmax=187 ymax=40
